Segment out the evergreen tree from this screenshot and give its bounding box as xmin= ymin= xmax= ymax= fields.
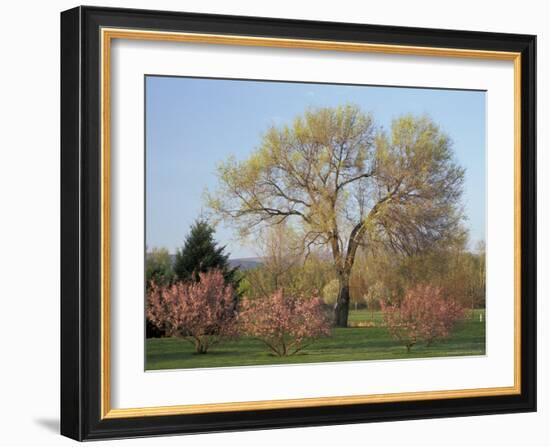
xmin=174 ymin=219 xmax=239 ymax=288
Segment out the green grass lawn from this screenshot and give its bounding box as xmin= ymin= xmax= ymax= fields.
xmin=145 ymin=309 xmax=486 ymax=370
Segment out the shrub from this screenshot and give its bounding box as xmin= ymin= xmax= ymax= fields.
xmin=146 ymin=269 xmax=237 ymax=353
xmin=239 ymin=291 xmax=331 ymax=356
xmin=380 ymin=284 xmax=465 ymax=352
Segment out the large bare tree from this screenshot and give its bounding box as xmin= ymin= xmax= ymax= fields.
xmin=207 ymin=104 xmax=465 ymax=327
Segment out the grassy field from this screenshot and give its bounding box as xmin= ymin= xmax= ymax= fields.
xmin=145 ymin=309 xmax=485 ymax=370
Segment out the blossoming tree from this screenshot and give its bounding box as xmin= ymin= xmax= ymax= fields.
xmin=146 ymin=269 xmax=237 ymax=354
xmin=239 ymin=290 xmax=331 ymax=356
xmin=381 ymin=284 xmax=465 ymax=352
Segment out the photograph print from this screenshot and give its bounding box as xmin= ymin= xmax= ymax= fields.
xmin=145 ymin=76 xmax=487 ymax=371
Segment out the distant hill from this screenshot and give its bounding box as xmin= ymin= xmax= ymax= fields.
xmin=228 ymin=257 xmax=263 ymax=271
xmin=159 ymin=254 xmax=263 ymax=271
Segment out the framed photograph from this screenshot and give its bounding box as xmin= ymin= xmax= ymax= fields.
xmin=60 ymin=6 xmax=536 ymax=441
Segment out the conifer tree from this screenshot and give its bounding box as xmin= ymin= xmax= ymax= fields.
xmin=174 ymin=219 xmax=239 ymax=288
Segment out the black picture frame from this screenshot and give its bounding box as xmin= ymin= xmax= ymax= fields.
xmin=61 ymin=5 xmax=536 ymax=441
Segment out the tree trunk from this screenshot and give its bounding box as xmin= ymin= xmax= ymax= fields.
xmin=194 ymin=338 xmax=208 ymax=354
xmin=334 ymin=274 xmax=351 ymax=327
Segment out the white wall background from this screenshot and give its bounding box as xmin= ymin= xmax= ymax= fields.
xmin=0 ymin=0 xmax=545 ymax=445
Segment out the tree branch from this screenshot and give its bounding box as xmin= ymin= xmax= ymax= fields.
xmin=336 ymin=170 xmax=374 ymax=192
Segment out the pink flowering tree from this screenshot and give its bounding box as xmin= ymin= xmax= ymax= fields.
xmin=239 ymin=290 xmax=331 ymax=356
xmin=146 ymin=269 xmax=237 ymax=354
xmin=380 ymin=284 xmax=465 ymax=352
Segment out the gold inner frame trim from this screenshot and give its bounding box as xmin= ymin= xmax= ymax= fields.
xmin=100 ymin=27 xmax=522 ymax=419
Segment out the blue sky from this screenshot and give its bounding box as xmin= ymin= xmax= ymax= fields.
xmin=146 ymin=76 xmax=486 ymax=258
